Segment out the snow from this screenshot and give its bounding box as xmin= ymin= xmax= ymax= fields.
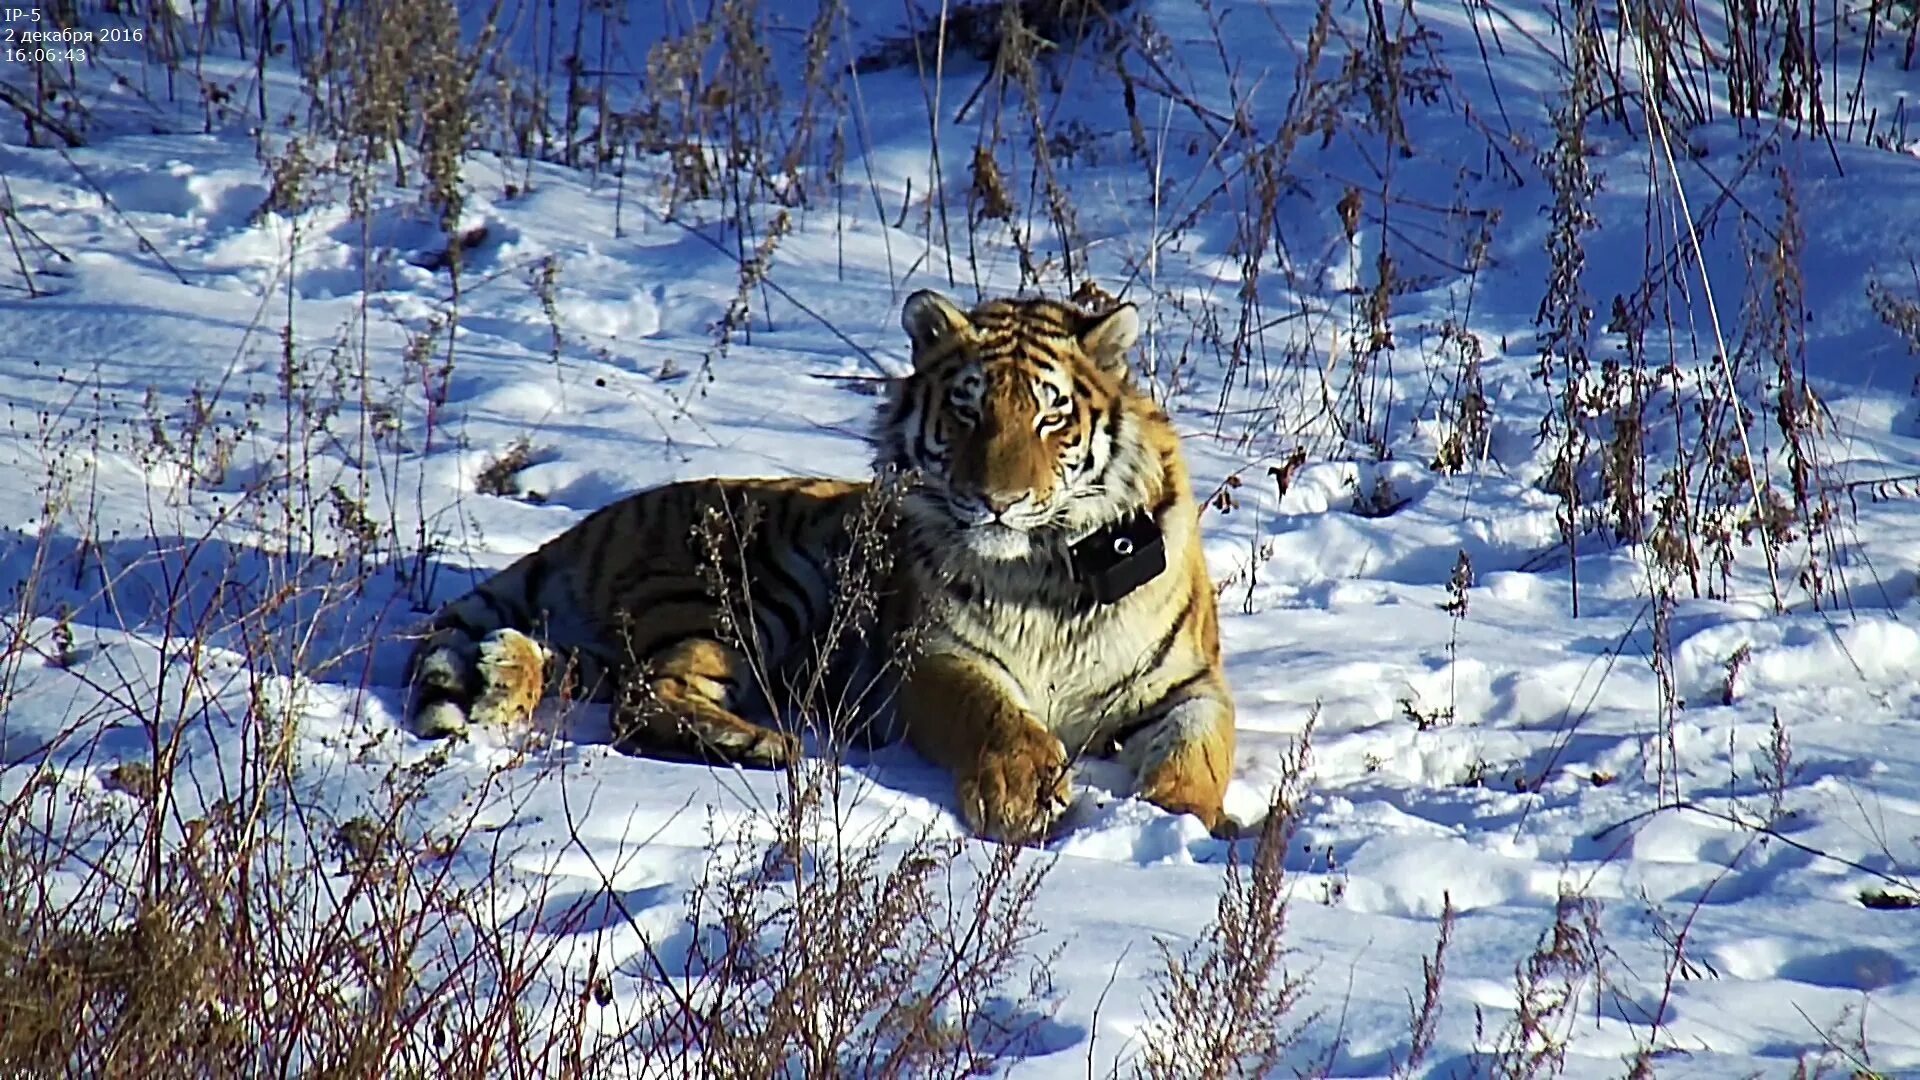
xmin=4 ymin=0 xmax=1920 ymax=1075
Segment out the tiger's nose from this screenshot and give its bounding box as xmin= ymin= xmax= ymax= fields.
xmin=981 ymin=491 xmax=1025 ymax=516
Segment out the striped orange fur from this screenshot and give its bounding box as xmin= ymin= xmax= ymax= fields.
xmin=405 ymin=291 xmax=1236 ymax=841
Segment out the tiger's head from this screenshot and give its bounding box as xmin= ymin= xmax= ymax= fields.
xmin=877 ymin=290 xmax=1169 ymax=564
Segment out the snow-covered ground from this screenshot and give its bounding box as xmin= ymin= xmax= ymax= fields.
xmin=4 ymin=1 xmax=1920 ymax=1075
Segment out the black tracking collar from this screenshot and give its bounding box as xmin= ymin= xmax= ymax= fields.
xmin=1069 ymin=510 xmax=1166 ymax=605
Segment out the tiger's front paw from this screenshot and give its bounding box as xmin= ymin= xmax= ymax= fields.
xmin=957 ymin=723 xmax=1071 ymax=844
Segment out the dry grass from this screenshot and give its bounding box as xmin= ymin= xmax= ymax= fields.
xmin=475 ymin=436 xmax=538 ymax=500
xmin=1132 ymin=718 xmax=1314 ymax=1079
xmin=0 ymin=351 xmax=584 ymax=1074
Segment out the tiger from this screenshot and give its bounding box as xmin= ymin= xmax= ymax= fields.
xmin=406 ymin=289 xmax=1237 ymax=842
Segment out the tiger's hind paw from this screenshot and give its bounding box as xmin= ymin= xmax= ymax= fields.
xmin=410 ymin=635 xmax=474 ymax=738
xmin=469 ymin=628 xmax=548 ymax=728
xmin=711 ymin=725 xmax=800 ymax=770
xmin=414 ymin=700 xmax=468 ymax=738
xmin=612 ymin=691 xmax=800 ymax=770
xmin=623 ymin=716 xmax=801 ymax=770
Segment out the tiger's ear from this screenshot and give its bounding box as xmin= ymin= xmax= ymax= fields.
xmin=1078 ymin=303 xmax=1141 ymax=378
xmin=902 ymin=290 xmax=973 ymax=363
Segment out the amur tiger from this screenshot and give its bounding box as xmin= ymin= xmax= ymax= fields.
xmin=407 ymin=290 xmax=1237 ymax=842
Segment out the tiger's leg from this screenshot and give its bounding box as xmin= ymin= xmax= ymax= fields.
xmin=901 ymin=652 xmax=1071 ymax=843
xmin=613 ymin=636 xmax=798 ymax=768
xmin=409 ymin=625 xmax=549 ymax=736
xmin=1115 ymin=677 xmax=1236 ymax=836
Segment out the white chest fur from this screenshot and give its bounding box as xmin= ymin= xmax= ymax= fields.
xmin=925 ymin=553 xmax=1194 ymax=753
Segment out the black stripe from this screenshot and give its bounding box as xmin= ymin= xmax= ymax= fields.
xmin=583 ymin=518 xmax=615 ymax=592
xmin=1107 ymin=668 xmax=1213 ymax=752
xmin=1105 ymin=712 xmax=1157 ymax=751
xmin=436 ymin=607 xmax=489 ymax=637
xmin=603 ymin=561 xmax=653 ymax=603
xmin=906 ymin=534 xmax=938 ymax=564
xmin=550 ymin=640 xmax=601 ymax=678
xmin=750 ymin=590 xmax=807 ymax=657
xmin=941 ymin=624 xmax=1021 ymax=689
xmin=410 ymin=656 xmax=470 ymax=696
xmin=1080 ymin=409 xmax=1119 ymax=490
xmin=750 ymin=536 xmax=822 ymax=646
xmin=631 ymin=582 xmax=717 ymax=610
xmin=1135 ymin=593 xmax=1194 ymax=678
xmin=521 ymin=558 xmax=553 ymax=610
xmin=1156 ymin=666 xmax=1213 ymax=705
xmin=1065 ymin=408 xmax=1096 ymax=480
xmin=751 ymin=531 xmax=820 ymax=617
xmin=1016 ymin=303 xmax=1073 ymax=334
xmin=1149 ymin=481 xmax=1178 ymax=521
xmin=1054 ymin=584 xmax=1097 ymax=619
xmin=411 ymin=683 xmax=466 ymax=711
xmin=659 ymin=482 xmax=696 ymax=524
xmin=472 ymin=587 xmax=519 ymax=627
xmin=789 ymin=543 xmax=831 ymax=593
xmin=1086 ymin=594 xmax=1193 ymax=704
